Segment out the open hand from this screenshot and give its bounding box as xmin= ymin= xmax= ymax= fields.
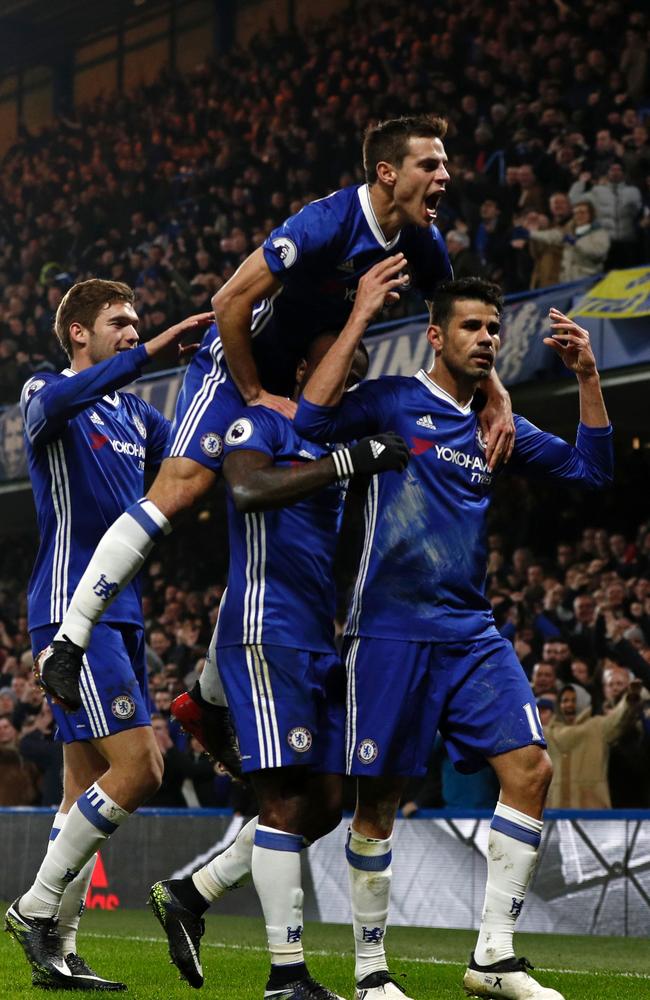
xmin=544 ymin=308 xmax=597 ymax=377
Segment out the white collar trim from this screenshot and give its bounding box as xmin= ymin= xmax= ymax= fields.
xmin=357 ymin=184 xmax=401 ymax=250
xmin=415 ymin=370 xmax=473 ymax=414
xmin=61 ymin=367 xmax=119 ymax=406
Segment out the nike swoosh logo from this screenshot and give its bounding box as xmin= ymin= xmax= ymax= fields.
xmin=50 ymin=959 xmax=73 ymax=976
xmin=179 ymin=923 xmax=202 ymax=975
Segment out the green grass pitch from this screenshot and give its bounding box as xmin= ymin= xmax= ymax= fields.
xmin=2 ymin=904 xmax=648 ymax=999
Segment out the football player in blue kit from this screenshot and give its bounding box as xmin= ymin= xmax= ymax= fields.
xmin=147 ymin=333 xmax=412 ymax=1000
xmin=294 ymin=266 xmax=613 ymax=1000
xmin=37 ymin=115 xmax=514 ymax=746
xmin=5 ymin=279 xmax=211 ymax=990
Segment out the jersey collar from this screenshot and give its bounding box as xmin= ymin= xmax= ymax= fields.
xmin=357 ymin=184 xmax=401 ymax=250
xmin=60 ymin=367 xmax=119 ymax=406
xmin=415 ymin=369 xmax=473 ymax=415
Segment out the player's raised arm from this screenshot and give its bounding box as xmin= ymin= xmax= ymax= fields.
xmin=510 ymin=309 xmax=613 ymax=489
xmin=212 ymin=247 xmax=292 ymax=416
xmin=223 ymin=434 xmax=409 ymax=513
xmin=544 ymin=307 xmax=609 ymax=427
xmin=302 ymin=254 xmax=409 ymax=409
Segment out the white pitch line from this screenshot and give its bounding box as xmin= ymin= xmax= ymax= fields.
xmin=82 ymin=932 xmax=650 ymax=981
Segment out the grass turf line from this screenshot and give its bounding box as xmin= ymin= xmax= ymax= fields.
xmin=1 ymin=907 xmax=648 ymax=999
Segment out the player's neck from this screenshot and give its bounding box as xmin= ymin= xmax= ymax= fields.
xmin=69 ymin=352 xmax=92 ymax=373
xmin=368 ymin=184 xmax=401 ymax=242
xmin=425 ymin=365 xmax=476 ymax=408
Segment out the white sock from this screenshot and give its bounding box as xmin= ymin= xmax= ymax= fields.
xmin=252 ymin=825 xmax=305 ymax=967
xmin=58 ymin=855 xmax=96 ymax=956
xmin=198 ymin=612 xmax=228 ymax=708
xmin=474 ymin=801 xmax=543 ymax=966
xmin=46 ymin=811 xmax=96 ymax=954
xmin=192 ymin=817 xmax=256 ymax=901
xmin=346 ymin=826 xmax=392 ymax=982
xmin=54 ymin=500 xmax=171 ymax=648
xmin=20 ymin=784 xmax=129 ymax=919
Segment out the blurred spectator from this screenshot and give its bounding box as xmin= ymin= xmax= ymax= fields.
xmin=528 ymin=193 xmax=574 ymax=288
xmin=18 ymin=700 xmax=63 ymax=806
xmin=527 ymin=200 xmax=610 ymax=281
xmin=445 ymin=230 xmax=484 ymax=280
xmin=531 ymin=661 xmax=560 ymax=698
xmin=545 ymin=680 xmax=642 ymax=808
xmin=0 ymin=716 xmax=41 ymax=805
xmin=569 ymin=163 xmax=642 ymax=267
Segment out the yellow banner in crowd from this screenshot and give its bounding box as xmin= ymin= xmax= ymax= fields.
xmin=571 ymin=267 xmax=650 ymax=319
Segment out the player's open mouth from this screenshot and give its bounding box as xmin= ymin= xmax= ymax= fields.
xmin=425 ymin=192 xmax=442 ymax=219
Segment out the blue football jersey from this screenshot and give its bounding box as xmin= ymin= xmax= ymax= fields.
xmin=22 ymin=347 xmax=170 ymax=629
xmin=251 ymin=184 xmax=451 ymax=393
xmin=217 ymin=407 xmax=346 ymax=652
xmin=295 ymin=372 xmax=614 ymax=642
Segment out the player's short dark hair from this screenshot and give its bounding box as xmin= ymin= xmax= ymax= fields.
xmin=55 ymin=278 xmax=135 ymax=359
xmin=363 ymin=115 xmax=448 ymax=184
xmin=429 ymin=277 xmax=504 ymax=329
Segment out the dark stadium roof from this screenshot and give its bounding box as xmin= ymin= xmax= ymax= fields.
xmin=0 ymin=0 xmax=171 ymax=74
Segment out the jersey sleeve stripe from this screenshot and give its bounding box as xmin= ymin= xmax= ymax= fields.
xmin=46 ymin=440 xmax=72 ymax=623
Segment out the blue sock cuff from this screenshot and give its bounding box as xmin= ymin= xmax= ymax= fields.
xmin=491 ymin=814 xmax=541 ymax=849
xmin=345 ymin=830 xmax=392 ymax=871
xmin=77 ymin=788 xmax=118 ymax=836
xmin=127 ymin=500 xmax=166 ymax=541
xmin=254 ymin=827 xmax=304 ymax=853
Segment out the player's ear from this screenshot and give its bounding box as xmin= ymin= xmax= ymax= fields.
xmin=68 ymin=322 xmax=88 ymax=351
xmin=376 ymin=160 xmax=397 ymax=187
xmin=427 ymin=323 xmax=444 ymax=354
xmin=295 ymin=357 xmax=308 ymax=387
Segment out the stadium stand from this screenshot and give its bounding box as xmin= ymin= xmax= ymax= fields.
xmin=0 ymin=0 xmax=649 ymax=402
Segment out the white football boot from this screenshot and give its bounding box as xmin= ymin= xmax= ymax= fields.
xmin=463 ymin=953 xmax=565 ymax=999
xmin=355 ymin=970 xmax=414 ymax=1000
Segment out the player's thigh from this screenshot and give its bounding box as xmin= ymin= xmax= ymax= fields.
xmin=217 ymin=644 xmax=343 ymax=774
xmin=162 ymin=342 xmax=245 ymax=514
xmin=344 ymin=636 xmax=443 ymax=778
xmin=440 ymin=629 xmax=546 ymax=774
xmin=31 ymin=623 xmax=152 ymax=745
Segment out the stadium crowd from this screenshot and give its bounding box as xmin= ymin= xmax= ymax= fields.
xmin=0 ymin=0 xmax=649 ymax=811
xmin=1 ymin=507 xmax=649 ymax=811
xmin=0 ymin=0 xmax=649 ymax=403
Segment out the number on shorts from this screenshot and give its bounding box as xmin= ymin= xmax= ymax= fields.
xmin=523 ymin=701 xmax=542 ymax=741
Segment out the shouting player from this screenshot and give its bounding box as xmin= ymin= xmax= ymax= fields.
xmin=35 ymin=115 xmax=513 ymax=739
xmin=5 ymin=280 xmax=211 ymax=990
xmin=294 ymin=268 xmax=613 ymax=1000
xmin=148 ymin=333 xmax=411 ymax=1000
